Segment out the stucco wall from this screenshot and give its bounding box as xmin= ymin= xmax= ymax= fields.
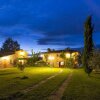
xmin=0 ymin=50 xmax=28 ymax=68
xmin=42 ymin=52 xmax=79 ymax=67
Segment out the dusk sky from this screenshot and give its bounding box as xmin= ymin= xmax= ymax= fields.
xmin=0 ymin=0 xmax=100 ymax=53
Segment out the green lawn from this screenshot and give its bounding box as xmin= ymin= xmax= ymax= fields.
xmin=19 ymin=69 xmax=71 ymax=100
xmin=0 ymin=67 xmax=100 ymax=100
xmin=0 ymin=67 xmax=62 ymax=98
xmin=62 ymin=69 xmax=100 ymax=100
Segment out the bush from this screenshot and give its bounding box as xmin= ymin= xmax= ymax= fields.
xmin=89 ymin=50 xmax=100 ymax=71
xmin=17 ymin=63 xmax=25 ymax=72
xmin=66 ymin=58 xmax=74 ymax=68
xmin=34 ymin=60 xmax=48 ymax=67
xmin=27 ymin=56 xmax=40 ymax=66
xmin=27 ymin=58 xmax=35 ymax=66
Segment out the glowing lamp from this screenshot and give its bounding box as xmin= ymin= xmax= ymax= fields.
xmin=66 ymin=53 xmax=70 ymax=58
xmin=48 ymin=56 xmax=55 ymax=60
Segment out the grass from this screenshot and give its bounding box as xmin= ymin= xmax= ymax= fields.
xmin=0 ymin=67 xmax=62 ymax=98
xmin=19 ymin=69 xmax=71 ymax=100
xmin=62 ymin=69 xmax=100 ymax=100
xmin=0 ymin=67 xmax=100 ymax=100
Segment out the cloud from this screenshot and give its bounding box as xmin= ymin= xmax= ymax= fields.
xmin=37 ymin=34 xmax=83 ymax=46
xmin=0 ymin=0 xmax=99 ymax=49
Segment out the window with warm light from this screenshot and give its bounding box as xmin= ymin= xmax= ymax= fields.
xmin=66 ymin=53 xmax=70 ymax=58
xmin=48 ymin=56 xmax=55 ymax=60
xmin=20 ymin=51 xmax=25 ymax=56
xmin=60 ymin=61 xmax=64 ymax=65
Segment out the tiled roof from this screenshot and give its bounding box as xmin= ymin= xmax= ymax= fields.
xmin=41 ymin=49 xmax=79 ymax=54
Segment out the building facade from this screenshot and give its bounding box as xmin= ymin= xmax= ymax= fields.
xmin=0 ymin=50 xmax=28 ymax=68
xmin=41 ymin=50 xmax=80 ymax=68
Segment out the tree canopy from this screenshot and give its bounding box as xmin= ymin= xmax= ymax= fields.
xmin=83 ymin=16 xmax=94 ymax=74
xmin=1 ymin=38 xmax=20 ymax=52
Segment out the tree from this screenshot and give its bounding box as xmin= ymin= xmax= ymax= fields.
xmin=27 ymin=50 xmax=40 ymax=66
xmin=1 ymin=38 xmax=20 ymax=52
xmin=60 ymin=52 xmax=66 ymax=60
xmin=47 ymin=48 xmax=52 ymax=52
xmin=83 ymin=16 xmax=94 ymax=75
xmin=65 ymin=47 xmax=71 ymax=51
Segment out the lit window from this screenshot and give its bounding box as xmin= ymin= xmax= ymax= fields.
xmin=60 ymin=62 xmax=64 ymax=65
xmin=66 ymin=53 xmax=70 ymax=58
xmin=20 ymin=51 xmax=25 ymax=56
xmin=48 ymin=56 xmax=55 ymax=60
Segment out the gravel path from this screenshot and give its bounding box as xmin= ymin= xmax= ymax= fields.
xmin=48 ymin=72 xmax=73 ymax=100
xmin=22 ymin=69 xmax=63 ymax=93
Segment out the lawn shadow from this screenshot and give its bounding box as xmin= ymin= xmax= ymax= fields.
xmin=0 ymin=72 xmax=20 ymax=76
xmin=14 ymin=76 xmax=29 ymax=80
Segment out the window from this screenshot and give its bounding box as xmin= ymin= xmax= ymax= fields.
xmin=60 ymin=62 xmax=64 ymax=65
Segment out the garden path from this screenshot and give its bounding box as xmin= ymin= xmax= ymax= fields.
xmin=48 ymin=71 xmax=73 ymax=100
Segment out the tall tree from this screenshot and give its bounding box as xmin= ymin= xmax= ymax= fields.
xmin=1 ymin=38 xmax=20 ymax=52
xmin=83 ymin=16 xmax=94 ymax=75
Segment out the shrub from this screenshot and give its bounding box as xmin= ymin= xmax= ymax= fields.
xmin=89 ymin=50 xmax=100 ymax=71
xmin=17 ymin=63 xmax=25 ymax=72
xmin=66 ymin=58 xmax=74 ymax=68
xmin=35 ymin=60 xmax=48 ymax=67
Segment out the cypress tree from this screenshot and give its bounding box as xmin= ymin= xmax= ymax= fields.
xmin=83 ymin=16 xmax=94 ymax=75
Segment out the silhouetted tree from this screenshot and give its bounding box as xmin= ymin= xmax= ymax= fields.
xmin=65 ymin=47 xmax=71 ymax=51
xmin=52 ymin=49 xmax=55 ymax=51
xmin=1 ymin=38 xmax=20 ymax=52
xmin=47 ymin=48 xmax=52 ymax=52
xmin=27 ymin=50 xmax=40 ymax=66
xmin=82 ymin=16 xmax=94 ymax=75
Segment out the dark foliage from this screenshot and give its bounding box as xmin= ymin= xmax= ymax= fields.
xmin=83 ymin=16 xmax=94 ymax=75
xmin=27 ymin=51 xmax=40 ymax=66
xmin=1 ymin=38 xmax=20 ymax=52
xmin=18 ymin=63 xmax=25 ymax=72
xmin=47 ymin=48 xmax=52 ymax=52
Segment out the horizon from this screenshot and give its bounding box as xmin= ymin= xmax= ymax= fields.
xmin=0 ymin=0 xmax=100 ymax=53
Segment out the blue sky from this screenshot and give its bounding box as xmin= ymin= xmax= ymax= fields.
xmin=0 ymin=0 xmax=100 ymax=53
